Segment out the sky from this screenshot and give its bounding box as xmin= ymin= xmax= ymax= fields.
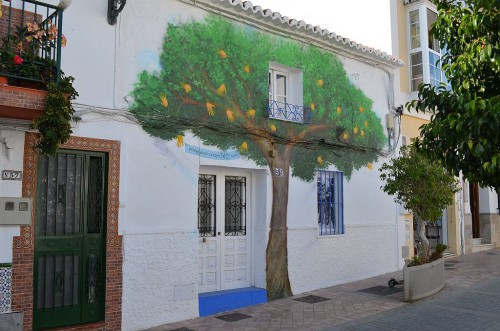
xmin=250 ymin=0 xmax=393 ymax=55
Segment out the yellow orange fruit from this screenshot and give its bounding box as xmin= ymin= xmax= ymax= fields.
xmin=217 ymin=84 xmax=226 ymax=96
xmin=160 ymin=94 xmax=168 ymax=108
xmin=226 ymin=110 xmax=235 ymax=122
xmin=176 ymin=135 xmax=184 ymax=147
xmin=206 ymin=102 xmax=215 ymax=116
xmin=218 ymin=49 xmax=227 ymax=58
xmin=240 ymin=141 xmax=248 ymax=152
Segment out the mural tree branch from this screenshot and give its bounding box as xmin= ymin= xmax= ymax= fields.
xmin=130 ymin=17 xmax=386 ymax=300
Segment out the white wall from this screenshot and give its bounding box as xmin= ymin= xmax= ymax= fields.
xmin=0 ymin=130 xmax=25 ymax=263
xmin=479 ymin=187 xmax=499 ymax=214
xmin=17 ymin=0 xmax=403 ymax=329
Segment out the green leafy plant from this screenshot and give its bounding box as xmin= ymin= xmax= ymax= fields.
xmin=380 ymin=146 xmax=459 ymax=262
xmin=406 ymin=255 xmax=423 ymax=267
xmin=407 ymin=0 xmax=500 ymax=190
xmin=31 ymin=75 xmax=78 ymax=155
xmin=0 ymin=20 xmax=66 ymax=85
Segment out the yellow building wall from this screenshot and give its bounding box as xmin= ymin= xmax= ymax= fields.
xmin=401 ymin=114 xmax=428 ymax=141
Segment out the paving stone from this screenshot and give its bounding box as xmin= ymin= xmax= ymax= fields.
xmin=152 ymin=248 xmax=500 ymax=331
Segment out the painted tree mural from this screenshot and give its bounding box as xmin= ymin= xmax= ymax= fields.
xmin=130 ymin=17 xmax=386 ymax=300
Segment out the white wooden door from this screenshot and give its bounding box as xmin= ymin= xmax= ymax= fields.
xmin=198 ymin=170 xmax=251 ymax=293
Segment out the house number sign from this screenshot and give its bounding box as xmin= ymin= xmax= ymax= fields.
xmin=274 ymin=168 xmax=284 ymax=177
xmin=2 ymin=170 xmax=22 ymax=181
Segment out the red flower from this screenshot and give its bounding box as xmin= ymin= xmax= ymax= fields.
xmin=13 ymin=55 xmax=24 ymax=65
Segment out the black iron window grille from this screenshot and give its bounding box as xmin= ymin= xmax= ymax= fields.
xmin=317 ymin=170 xmax=344 ymax=235
xmin=198 ymin=174 xmax=216 ymax=237
xmin=225 ymin=176 xmax=246 ymax=236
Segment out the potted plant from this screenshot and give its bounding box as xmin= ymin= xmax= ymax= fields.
xmin=0 ymin=20 xmax=67 ymax=87
xmin=0 ymin=18 xmax=77 ymax=155
xmin=380 ymin=146 xmax=459 ymax=301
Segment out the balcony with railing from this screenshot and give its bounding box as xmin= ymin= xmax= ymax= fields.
xmin=267 ymin=100 xmax=312 ymax=124
xmin=0 ymin=0 xmax=65 ymax=120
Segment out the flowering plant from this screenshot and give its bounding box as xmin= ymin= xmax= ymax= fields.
xmin=0 ymin=19 xmax=66 ymax=86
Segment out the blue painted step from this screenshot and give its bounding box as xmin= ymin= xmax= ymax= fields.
xmin=199 ymin=287 xmax=267 ymax=317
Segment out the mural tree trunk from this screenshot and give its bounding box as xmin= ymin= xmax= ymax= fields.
xmin=130 ymin=17 xmax=386 ymax=299
xmin=266 ymin=148 xmax=292 ymax=299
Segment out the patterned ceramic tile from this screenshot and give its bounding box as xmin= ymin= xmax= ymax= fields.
xmin=0 ymin=266 xmax=12 ymax=313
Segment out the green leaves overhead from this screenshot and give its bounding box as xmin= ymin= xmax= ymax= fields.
xmin=408 ymin=0 xmax=500 ymax=189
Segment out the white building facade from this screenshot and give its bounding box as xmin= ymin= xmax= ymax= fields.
xmin=0 ymin=1 xmax=408 ymax=330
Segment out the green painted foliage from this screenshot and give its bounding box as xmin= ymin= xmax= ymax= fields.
xmin=130 ymin=16 xmax=386 ymax=180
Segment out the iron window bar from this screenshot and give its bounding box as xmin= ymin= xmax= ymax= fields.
xmin=198 ymin=174 xmax=217 ymax=237
xmin=267 ymin=100 xmax=312 ymax=124
xmin=317 ymin=170 xmax=344 ymax=235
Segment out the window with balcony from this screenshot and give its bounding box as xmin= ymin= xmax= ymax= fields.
xmin=267 ymin=63 xmax=310 ymax=123
xmin=407 ymin=3 xmax=448 ymax=92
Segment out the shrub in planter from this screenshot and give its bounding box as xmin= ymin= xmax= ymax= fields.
xmin=381 ymin=147 xmax=459 ymax=301
xmin=380 ymin=146 xmax=459 ymax=261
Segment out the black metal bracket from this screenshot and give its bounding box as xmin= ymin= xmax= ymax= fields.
xmin=107 ymin=0 xmax=127 ymax=25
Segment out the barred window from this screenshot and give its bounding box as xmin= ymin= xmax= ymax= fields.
xmin=317 ymin=170 xmax=344 ymax=235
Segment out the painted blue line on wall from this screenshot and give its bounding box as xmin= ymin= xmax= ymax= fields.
xmin=185 ymin=144 xmax=240 ymax=160
xmin=199 ymin=287 xmax=267 ymax=316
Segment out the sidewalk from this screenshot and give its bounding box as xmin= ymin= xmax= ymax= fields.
xmin=149 ymin=248 xmax=500 ymax=331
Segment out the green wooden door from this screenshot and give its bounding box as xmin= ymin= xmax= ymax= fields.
xmin=34 ymin=151 xmax=107 ymax=330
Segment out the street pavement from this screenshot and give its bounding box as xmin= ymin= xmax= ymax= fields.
xmin=150 ymin=248 xmax=500 ymax=331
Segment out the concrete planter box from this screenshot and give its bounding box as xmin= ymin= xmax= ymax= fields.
xmin=404 ymin=258 xmax=444 ymax=302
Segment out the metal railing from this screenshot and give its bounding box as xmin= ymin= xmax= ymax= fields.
xmin=317 ymin=170 xmax=344 ymax=235
xmin=267 ymin=100 xmax=312 ymax=124
xmin=0 ymin=0 xmax=64 ymax=86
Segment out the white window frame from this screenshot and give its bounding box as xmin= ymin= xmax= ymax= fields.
xmin=269 ymin=69 xmax=289 ymax=106
xmin=406 ymin=2 xmax=448 ymax=93
xmin=268 ymin=62 xmax=304 ymax=123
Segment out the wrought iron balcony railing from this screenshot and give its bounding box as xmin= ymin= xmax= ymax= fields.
xmin=0 ymin=0 xmax=64 ymax=86
xmin=267 ymin=100 xmax=312 ymax=124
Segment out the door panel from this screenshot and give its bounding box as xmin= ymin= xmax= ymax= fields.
xmin=34 ymin=151 xmax=107 ymax=330
xmin=198 ymin=171 xmax=251 ymax=293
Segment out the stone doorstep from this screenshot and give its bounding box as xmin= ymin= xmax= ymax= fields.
xmin=472 ymin=237 xmax=482 ymax=246
xmin=472 ymin=243 xmax=494 ymax=253
xmin=198 ymin=287 xmax=267 ymax=317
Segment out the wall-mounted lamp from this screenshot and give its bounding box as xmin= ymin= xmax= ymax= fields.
xmin=107 ymin=0 xmax=127 ymax=25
